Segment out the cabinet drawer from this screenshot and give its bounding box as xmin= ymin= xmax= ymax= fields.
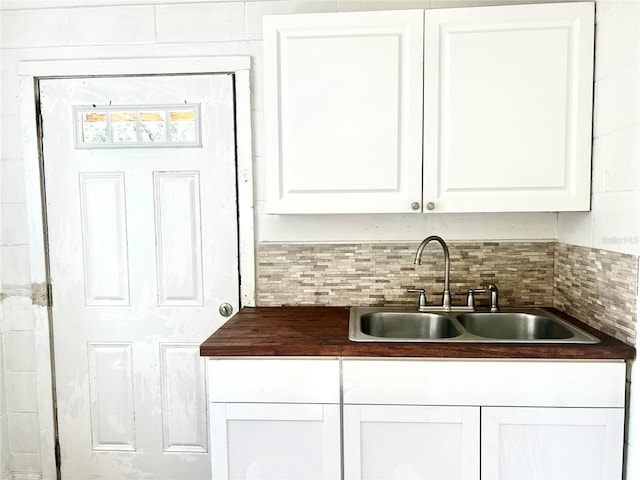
xmin=208 ymin=358 xmax=340 ymax=403
xmin=343 ymin=359 xmax=626 ymax=407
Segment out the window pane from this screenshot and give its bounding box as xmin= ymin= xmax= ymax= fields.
xmin=168 ymin=110 xmax=197 ymax=143
xmin=111 ymin=112 xmax=137 ymax=143
xmin=81 ymin=112 xmax=108 ymax=144
xmin=140 ymin=111 xmax=167 ymax=142
xmin=74 ymin=105 xmax=200 ymax=148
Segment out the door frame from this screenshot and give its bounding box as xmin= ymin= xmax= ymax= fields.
xmin=18 ymin=56 xmax=255 ymax=480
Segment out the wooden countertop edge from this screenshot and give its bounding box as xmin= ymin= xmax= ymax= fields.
xmin=200 ymin=306 xmax=636 ymax=360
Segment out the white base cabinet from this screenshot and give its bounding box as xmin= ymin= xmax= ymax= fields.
xmin=208 ymin=359 xmax=626 ymax=480
xmin=343 ymin=359 xmax=625 ymax=480
xmin=344 ymin=405 xmax=480 ymax=480
xmin=482 ymin=407 xmax=624 ymax=480
xmin=211 ymin=403 xmax=341 ymax=480
xmin=208 ymin=359 xmax=341 ymax=480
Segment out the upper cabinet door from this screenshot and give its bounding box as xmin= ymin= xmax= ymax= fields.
xmin=264 ymin=10 xmax=424 ymax=214
xmin=423 ymin=2 xmax=594 ymax=213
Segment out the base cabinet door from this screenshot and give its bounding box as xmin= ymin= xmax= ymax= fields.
xmin=481 ymin=407 xmax=624 ymax=480
xmin=211 ymin=403 xmax=341 ymax=480
xmin=343 ymin=404 xmax=480 ymax=480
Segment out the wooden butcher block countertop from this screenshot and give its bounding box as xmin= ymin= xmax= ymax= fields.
xmin=200 ymin=306 xmax=635 ymax=360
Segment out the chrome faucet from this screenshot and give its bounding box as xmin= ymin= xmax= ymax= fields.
xmin=413 ymin=235 xmax=451 ymax=311
xmin=409 ymin=235 xmax=499 ymax=312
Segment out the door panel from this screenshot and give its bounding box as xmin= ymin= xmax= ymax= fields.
xmin=160 ymin=343 xmax=207 ymax=453
xmin=40 ymin=74 xmax=239 ymax=479
xmin=153 ymin=171 xmax=204 ymax=306
xmin=79 ymin=172 xmax=130 ymax=305
xmin=87 ymin=342 xmax=136 ymax=451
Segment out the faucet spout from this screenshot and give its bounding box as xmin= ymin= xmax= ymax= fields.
xmin=414 ymin=235 xmax=451 ymax=310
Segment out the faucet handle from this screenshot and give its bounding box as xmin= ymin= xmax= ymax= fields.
xmin=465 ymin=288 xmax=487 ymax=309
xmin=407 ymin=288 xmax=427 ymax=310
xmin=486 ymin=284 xmax=499 ymax=312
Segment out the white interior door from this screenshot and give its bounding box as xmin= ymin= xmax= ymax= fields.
xmin=39 ymin=74 xmax=239 ymax=479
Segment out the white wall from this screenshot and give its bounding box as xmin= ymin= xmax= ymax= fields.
xmin=0 ymin=321 xmax=10 ymax=480
xmin=556 ymin=3 xmax=640 ymax=473
xmin=0 ymin=4 xmax=565 ymax=473
xmin=0 ymin=0 xmax=566 ymax=250
xmin=0 ymin=297 xmax=39 ymax=479
xmin=558 ymin=0 xmax=640 ymax=257
xmin=0 ymin=0 xmax=637 ymax=478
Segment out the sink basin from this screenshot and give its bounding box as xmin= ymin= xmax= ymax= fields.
xmin=349 ymin=307 xmax=600 ymax=344
xmin=360 ymin=311 xmax=461 ymax=340
xmin=456 ymin=312 xmax=574 ymax=340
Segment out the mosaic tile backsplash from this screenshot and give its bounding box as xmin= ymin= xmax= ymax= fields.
xmin=554 ymin=243 xmax=638 ymax=345
xmin=258 ymin=242 xmax=555 ymax=309
xmin=257 ymin=241 xmax=638 ymax=345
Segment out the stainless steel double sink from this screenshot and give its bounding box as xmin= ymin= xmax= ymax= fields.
xmin=349 ymin=307 xmax=600 ymax=344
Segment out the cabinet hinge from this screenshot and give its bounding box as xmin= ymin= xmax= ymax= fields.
xmin=55 ymin=438 xmax=62 ymax=478
xmin=37 ymin=111 xmax=44 ymax=139
xmin=47 ymin=281 xmax=53 ymax=308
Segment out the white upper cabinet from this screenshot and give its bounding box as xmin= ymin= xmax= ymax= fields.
xmin=264 ymin=2 xmax=595 ymax=214
xmin=423 ymin=2 xmax=594 ymax=212
xmin=264 ymin=10 xmax=424 ymax=214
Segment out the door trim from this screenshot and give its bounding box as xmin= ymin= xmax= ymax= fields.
xmin=19 ymin=56 xmax=255 ymax=480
